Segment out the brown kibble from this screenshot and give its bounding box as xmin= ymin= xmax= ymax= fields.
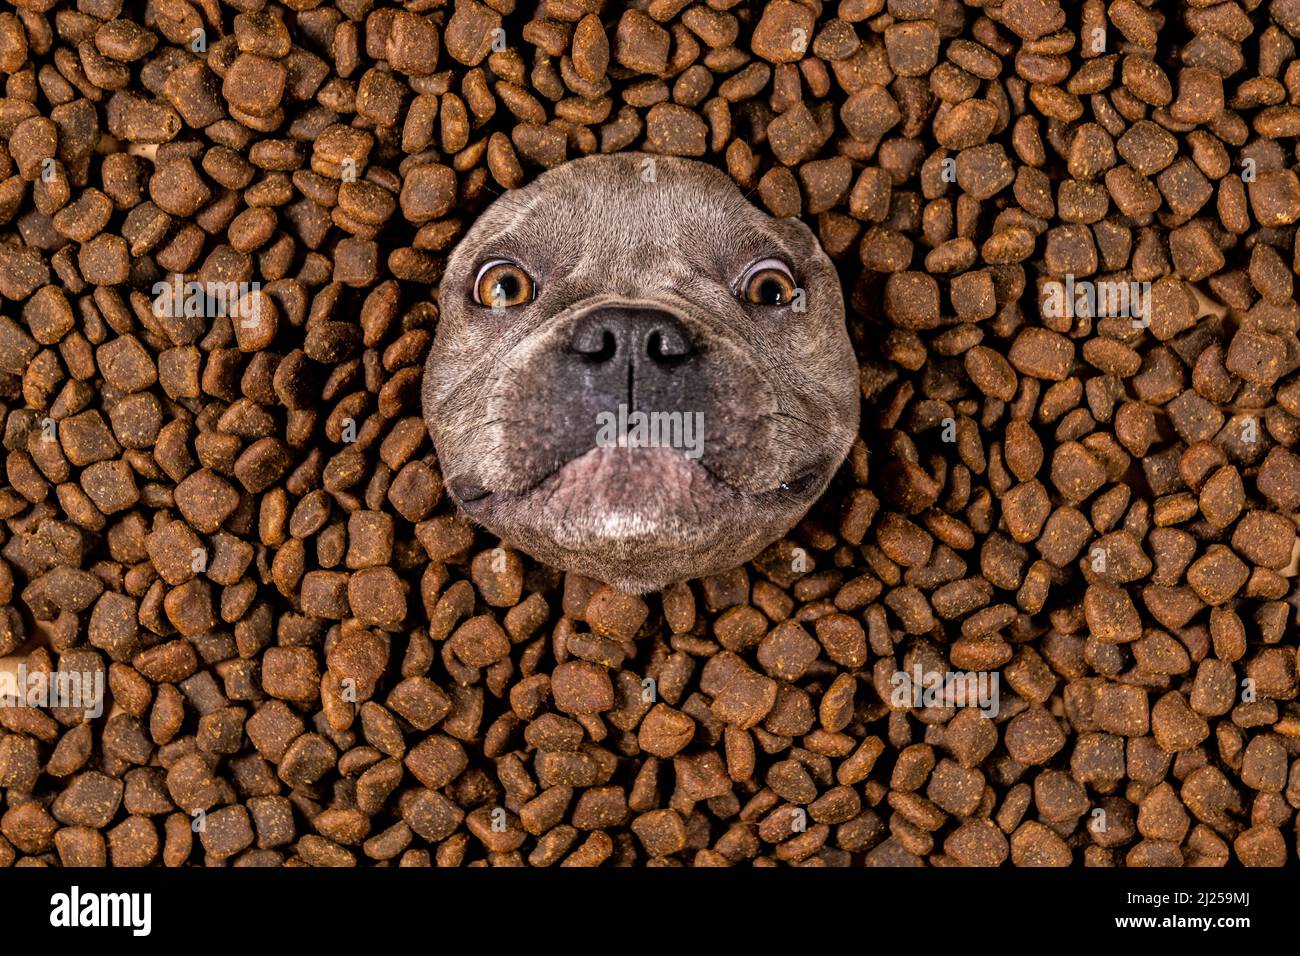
xmin=645 ymin=104 xmax=708 ymax=157
xmin=711 ymin=664 xmax=778 ymax=729
xmin=751 ymin=0 xmax=816 ymax=64
xmin=638 ymin=704 xmax=695 ymax=757
xmin=262 ymin=647 xmax=320 ymax=705
xmin=449 ymin=615 xmax=511 ymax=667
xmin=1093 ymin=683 xmax=1149 ymax=736
xmin=572 ymin=15 xmax=609 ymax=83
xmin=199 ymin=806 xmax=255 ymax=860
xmin=387 ymin=12 xmax=440 ymax=76
xmin=174 ymin=469 xmax=239 ymax=534
xmin=814 ymin=614 xmax=867 ymax=668
xmin=405 ymin=735 xmax=468 ymax=789
xmin=1231 ymin=512 xmax=1295 ymax=570
xmin=3 ymin=803 xmax=59 ymax=853
xmin=400 ymin=163 xmax=457 ymax=224
xmin=884 ymin=273 xmax=940 ymax=330
xmin=223 ymin=54 xmax=287 ymax=117
xmin=946 ymin=819 xmax=1009 ymax=866
xmin=1010 ymin=821 xmax=1071 ymax=866
xmin=1198 ymin=466 xmax=1243 ymax=529
xmin=1005 ymin=707 xmax=1066 ymax=765
xmin=0 ymin=0 xmax=1294 ymax=873
xmin=150 ymin=160 xmax=211 ymax=217
xmin=444 ymin=0 xmax=502 ymax=67
xmin=1186 ymin=546 xmax=1248 ymax=606
xmin=165 ymin=753 xmax=221 ymax=813
xmin=964 ymin=346 xmax=1017 ymax=401
xmin=956 ymin=144 xmax=1015 ymax=200
xmin=614 ymin=10 xmax=670 ymax=74
xmin=585 ymin=587 xmax=649 ymax=642
xmin=348 ymin=567 xmax=407 ymax=628
xmin=552 ymin=661 xmax=615 ymax=715
xmin=1008 ymin=328 xmax=1073 ymax=380
xmin=1084 ymin=583 xmax=1141 ymax=644
xmin=1225 ymin=331 xmax=1287 ymax=386
xmin=631 ymin=809 xmax=687 ymax=857
xmin=1248 ymin=170 xmax=1300 ymax=227
xmin=52 ymin=772 xmax=124 ymax=828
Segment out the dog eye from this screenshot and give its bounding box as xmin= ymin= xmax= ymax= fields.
xmin=473 ymin=260 xmax=535 ymax=308
xmin=738 ymin=259 xmax=797 ymax=307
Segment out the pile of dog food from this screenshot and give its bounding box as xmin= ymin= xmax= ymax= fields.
xmin=0 ymin=0 xmax=1298 ymax=866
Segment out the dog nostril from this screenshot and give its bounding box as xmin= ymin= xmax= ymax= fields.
xmin=571 ymin=320 xmax=618 ymax=362
xmin=646 ymin=325 xmax=691 ymax=363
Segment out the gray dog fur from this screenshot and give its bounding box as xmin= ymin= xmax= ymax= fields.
xmin=422 ymin=152 xmax=860 ymax=593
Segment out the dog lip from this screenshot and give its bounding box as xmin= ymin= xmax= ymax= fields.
xmin=474 ymin=446 xmax=725 ymax=516
xmin=474 ymin=451 xmax=828 ymax=509
xmin=539 ymin=445 xmax=719 ymax=499
xmin=739 ymin=457 xmax=832 ymax=499
xmin=773 ymin=468 xmax=822 ymax=496
xmin=449 ymin=481 xmax=492 ymax=504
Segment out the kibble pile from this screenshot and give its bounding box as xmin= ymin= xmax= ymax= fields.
xmin=0 ymin=0 xmax=1298 ymax=869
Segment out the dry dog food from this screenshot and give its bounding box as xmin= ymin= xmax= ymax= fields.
xmin=0 ymin=0 xmax=1298 ymax=868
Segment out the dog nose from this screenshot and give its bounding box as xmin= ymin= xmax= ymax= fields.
xmin=559 ymin=305 xmax=706 ymax=430
xmin=569 ymin=306 xmax=694 ymax=365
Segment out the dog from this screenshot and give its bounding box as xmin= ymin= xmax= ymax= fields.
xmin=422 ymin=153 xmax=860 ymax=594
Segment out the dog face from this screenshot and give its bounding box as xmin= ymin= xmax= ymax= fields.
xmin=423 ymin=153 xmax=859 ymax=593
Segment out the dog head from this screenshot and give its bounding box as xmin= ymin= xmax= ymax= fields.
xmin=423 ymin=153 xmax=859 ymax=593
